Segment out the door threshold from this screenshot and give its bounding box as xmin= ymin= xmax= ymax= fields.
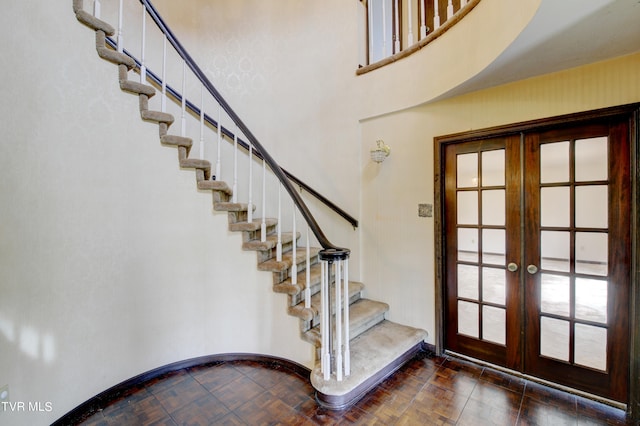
xmin=444 ymin=350 xmax=627 ymax=411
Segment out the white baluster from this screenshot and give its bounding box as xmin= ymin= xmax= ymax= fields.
xmin=343 ymin=259 xmax=350 ymax=376
xmin=215 ymin=105 xmax=222 ymax=180
xmin=382 ymin=0 xmax=388 ymax=57
xmin=260 ymin=159 xmax=267 ymax=242
xmin=393 ymin=0 xmax=400 ymax=53
xmin=161 ymin=36 xmax=167 ymax=113
xmin=305 ymin=227 xmax=311 ymax=310
xmin=433 ymin=0 xmax=440 ymax=29
xmin=117 ymin=0 xmax=124 ymax=53
xmin=321 ymin=260 xmax=330 ymax=380
xmin=93 ymin=0 xmax=101 ymax=18
xmin=447 ymin=0 xmax=454 ymax=19
xmin=420 ymin=0 xmax=427 ymax=39
xmin=291 ymin=204 xmax=297 ymax=286
xmin=247 ymin=143 xmax=253 ymax=223
xmin=407 ymin=0 xmax=414 ymax=46
xmin=335 ymin=260 xmax=343 ymax=381
xmin=232 ymin=128 xmax=238 ymax=203
xmin=181 ymin=60 xmax=186 ymax=137
xmin=276 ymin=185 xmax=282 ymax=261
xmin=140 ymin=4 xmax=147 ymax=84
xmin=199 ymin=86 xmax=205 ymax=160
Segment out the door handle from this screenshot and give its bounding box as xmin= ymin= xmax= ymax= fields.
xmin=527 ymin=264 xmax=538 ymax=275
xmin=507 ymin=262 xmax=518 ymax=272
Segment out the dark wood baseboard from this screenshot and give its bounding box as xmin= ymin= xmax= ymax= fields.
xmin=314 ymin=342 xmax=427 ymax=410
xmin=52 ymin=353 xmax=311 ymax=426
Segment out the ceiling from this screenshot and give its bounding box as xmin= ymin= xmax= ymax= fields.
xmin=436 ymin=0 xmax=640 ymax=100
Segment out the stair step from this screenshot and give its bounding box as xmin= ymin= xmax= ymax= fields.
xmin=214 ymin=202 xmax=254 ymax=213
xmin=197 ymin=180 xmax=232 ymax=195
xmin=229 ymin=218 xmax=277 ymax=233
xmin=258 ymin=246 xmax=320 ymax=272
xmin=120 ymin=80 xmax=156 ymax=97
xmin=246 ymin=232 xmax=298 ymax=252
xmin=95 ymin=31 xmax=135 ymax=68
xmin=311 ymin=320 xmax=427 ymax=409
xmin=161 ymin=134 xmax=192 ymax=149
xmin=75 ymin=9 xmax=115 ymax=35
xmin=303 ymin=298 xmax=388 ymax=346
xmin=288 ymin=281 xmax=364 ymax=322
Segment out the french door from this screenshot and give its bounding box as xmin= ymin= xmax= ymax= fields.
xmin=441 ymin=117 xmax=631 ymax=402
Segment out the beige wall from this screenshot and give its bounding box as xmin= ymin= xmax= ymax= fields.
xmin=359 ymin=52 xmax=640 ymax=342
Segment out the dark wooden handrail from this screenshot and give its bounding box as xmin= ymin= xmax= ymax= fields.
xmin=106 ymin=36 xmax=358 ymax=231
xmin=131 ymin=0 xmax=356 ymax=250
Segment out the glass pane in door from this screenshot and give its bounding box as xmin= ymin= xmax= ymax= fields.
xmin=541 ymin=141 xmax=569 ymax=183
xmin=457 ymin=191 xmax=478 ymax=225
xmin=541 ymin=231 xmax=570 ymax=272
xmin=540 ymin=317 xmax=570 ymax=361
xmin=541 ymin=187 xmax=570 ymax=227
xmin=575 ymin=137 xmax=608 ymax=182
xmin=458 ymin=228 xmax=478 ymax=262
xmin=458 ymin=153 xmax=478 ymax=187
xmin=482 ymin=150 xmax=505 ymax=186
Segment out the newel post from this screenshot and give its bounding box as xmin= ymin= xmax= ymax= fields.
xmin=319 ymin=247 xmax=351 ymax=381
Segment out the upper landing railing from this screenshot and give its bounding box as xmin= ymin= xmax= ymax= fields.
xmin=359 ymin=0 xmax=480 ymax=74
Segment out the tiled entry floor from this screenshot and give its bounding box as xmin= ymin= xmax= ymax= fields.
xmin=75 ymin=352 xmax=629 ymax=425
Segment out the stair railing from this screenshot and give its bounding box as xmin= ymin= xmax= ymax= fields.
xmin=81 ymin=0 xmax=352 ymax=382
xmin=360 ymin=0 xmax=480 ymax=69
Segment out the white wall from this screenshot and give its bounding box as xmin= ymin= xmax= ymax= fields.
xmin=0 ymin=3 xmax=311 ymax=425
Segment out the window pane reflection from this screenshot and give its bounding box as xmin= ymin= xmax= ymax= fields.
xmin=541 ymin=231 xmax=570 ymax=272
xmin=457 ymin=153 xmax=478 ymax=188
xmin=482 ymin=229 xmax=505 ymax=265
xmin=575 ymin=278 xmax=608 ymax=324
xmin=483 ymin=306 xmax=506 ymax=345
xmin=541 ymin=142 xmax=570 ymax=184
xmin=457 ymin=191 xmax=478 ymax=225
xmin=541 ymin=317 xmax=569 ymax=361
xmin=541 ymin=187 xmax=570 ymax=227
xmin=458 ymin=264 xmax=479 ymax=300
xmin=482 ymin=190 xmax=505 ymax=226
xmin=482 ymin=150 xmax=505 ymax=186
xmin=575 ymin=137 xmax=608 ymax=182
xmin=575 ymin=232 xmax=608 ymax=276
xmin=458 ymin=301 xmax=479 ymax=338
xmin=575 ymin=186 xmax=608 ymax=229
xmin=458 ymin=228 xmax=478 ymax=262
xmin=541 ymin=274 xmax=570 ymax=317
xmin=575 ymin=324 xmax=607 ymax=371
xmin=482 ymin=267 xmax=505 ymax=305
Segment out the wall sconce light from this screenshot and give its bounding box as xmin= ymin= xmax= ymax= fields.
xmin=370 ymin=140 xmax=390 ymax=163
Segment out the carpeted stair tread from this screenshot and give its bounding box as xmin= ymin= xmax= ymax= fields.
xmin=258 ymin=247 xmax=321 ymax=272
xmin=161 ymin=134 xmax=192 ymax=148
xmin=303 ymin=298 xmax=388 ymax=346
xmin=95 ymin=31 xmax=136 ymax=68
xmin=197 ymin=180 xmax=232 ymax=194
xmin=141 ymin=109 xmax=174 ymax=124
xmin=180 ymin=158 xmax=211 ymax=170
xmin=274 ymin=262 xmax=323 ymax=295
xmin=288 ymin=281 xmax=365 ymax=322
xmin=120 ymin=80 xmax=156 ymax=97
xmin=310 ymin=320 xmax=427 ymax=400
xmin=75 ymin=9 xmax=115 ymax=35
xmin=214 ymin=202 xmax=254 ymax=212
xmin=229 ymin=218 xmax=277 ymax=232
xmin=244 ymin=232 xmax=298 ymax=251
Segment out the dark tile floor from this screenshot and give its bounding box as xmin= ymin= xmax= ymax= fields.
xmin=75 ymin=352 xmax=630 ymax=425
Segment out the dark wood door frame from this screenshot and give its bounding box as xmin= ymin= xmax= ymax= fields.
xmin=433 ymin=103 xmax=640 ymax=419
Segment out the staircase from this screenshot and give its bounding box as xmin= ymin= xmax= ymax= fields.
xmin=72 ymin=0 xmax=427 ymax=410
